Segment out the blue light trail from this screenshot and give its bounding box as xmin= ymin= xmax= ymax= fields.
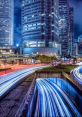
xmin=32 ymin=78 xmax=82 ymax=117
xmin=72 ymin=66 xmax=82 ymax=85
xmin=0 ymin=66 xmax=47 ymax=98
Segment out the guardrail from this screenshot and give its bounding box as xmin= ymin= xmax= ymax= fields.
xmin=62 ymin=72 xmax=82 ymax=92
xmin=34 ymin=93 xmax=39 ymax=117
xmin=15 ymin=78 xmax=36 ymax=117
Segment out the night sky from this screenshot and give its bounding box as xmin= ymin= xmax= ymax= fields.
xmin=14 ymin=0 xmax=82 ymax=46
xmin=14 ymin=0 xmax=21 ymax=46
xmin=69 ymin=0 xmax=82 ymax=39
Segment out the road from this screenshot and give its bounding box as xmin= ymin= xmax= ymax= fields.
xmin=72 ymin=66 xmax=82 ymax=85
xmin=0 ymin=65 xmax=46 ymax=98
xmin=35 ymin=78 xmax=81 ymax=117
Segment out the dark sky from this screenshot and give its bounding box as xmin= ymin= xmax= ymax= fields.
xmin=14 ymin=0 xmax=82 ymax=45
xmin=69 ymin=0 xmax=82 ymax=39
xmin=14 ymin=0 xmax=21 ymax=46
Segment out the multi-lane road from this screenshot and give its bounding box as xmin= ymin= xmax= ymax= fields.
xmin=35 ymin=78 xmax=81 ymax=117
xmin=0 ymin=64 xmax=82 ymax=117
xmin=0 ymin=66 xmax=46 ymax=98
xmin=72 ymin=66 xmax=82 ymax=85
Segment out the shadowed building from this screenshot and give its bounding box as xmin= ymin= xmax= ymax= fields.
xmin=69 ymin=7 xmax=74 ymax=56
xmin=0 ymin=0 xmax=14 ymax=48
xmin=78 ymin=35 xmax=82 ymax=56
xmin=59 ymin=0 xmax=71 ymax=56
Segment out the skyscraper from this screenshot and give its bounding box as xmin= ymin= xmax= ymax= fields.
xmin=21 ymin=0 xmax=61 ymax=55
xmin=0 ymin=0 xmax=14 ymax=48
xmin=69 ymin=7 xmax=74 ymax=56
xmin=59 ymin=0 xmax=69 ymax=56
xmin=78 ymin=35 xmax=82 ymax=56
xmin=59 ymin=0 xmax=74 ymax=57
xmin=21 ymin=0 xmax=73 ymax=56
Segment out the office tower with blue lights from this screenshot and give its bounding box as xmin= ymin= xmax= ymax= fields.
xmin=59 ymin=0 xmax=69 ymax=56
xmin=69 ymin=7 xmax=74 ymax=56
xmin=21 ymin=0 xmax=61 ymax=55
xmin=59 ymin=0 xmax=74 ymax=57
xmin=78 ymin=35 xmax=82 ymax=56
xmin=0 ymin=0 xmax=14 ymax=48
xmin=21 ymin=0 xmax=73 ymax=56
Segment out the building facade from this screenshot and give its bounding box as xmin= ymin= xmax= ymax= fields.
xmin=69 ymin=7 xmax=74 ymax=56
xmin=21 ymin=0 xmax=73 ymax=56
xmin=59 ymin=0 xmax=70 ymax=56
xmin=0 ymin=0 xmax=14 ymax=48
xmin=21 ymin=0 xmax=61 ymax=55
xmin=78 ymin=35 xmax=82 ymax=56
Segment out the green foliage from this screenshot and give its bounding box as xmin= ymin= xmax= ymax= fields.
xmin=35 ymin=55 xmax=57 ymax=63
xmin=36 ymin=64 xmax=77 ymax=73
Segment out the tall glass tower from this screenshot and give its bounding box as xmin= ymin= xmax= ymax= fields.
xmin=59 ymin=0 xmax=70 ymax=56
xmin=21 ymin=0 xmax=73 ymax=56
xmin=0 ymin=0 xmax=14 ymax=48
xmin=21 ymin=0 xmax=60 ymax=55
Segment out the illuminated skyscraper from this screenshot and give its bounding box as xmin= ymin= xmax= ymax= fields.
xmin=78 ymin=35 xmax=82 ymax=56
xmin=59 ymin=0 xmax=69 ymax=56
xmin=21 ymin=0 xmax=61 ymax=55
xmin=0 ymin=0 xmax=14 ymax=48
xmin=59 ymin=0 xmax=74 ymax=56
xmin=21 ymin=0 xmax=73 ymax=56
xmin=69 ymin=7 xmax=74 ymax=56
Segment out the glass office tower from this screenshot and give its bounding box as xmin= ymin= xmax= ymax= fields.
xmin=59 ymin=0 xmax=69 ymax=56
xmin=0 ymin=0 xmax=13 ymax=48
xmin=22 ymin=0 xmax=73 ymax=56
xmin=69 ymin=7 xmax=74 ymax=56
xmin=78 ymin=35 xmax=82 ymax=56
xmin=21 ymin=0 xmax=61 ymax=55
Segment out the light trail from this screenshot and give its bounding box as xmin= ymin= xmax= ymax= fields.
xmin=72 ymin=66 xmax=82 ymax=85
xmin=0 ymin=66 xmax=47 ymax=98
xmin=36 ymin=78 xmax=81 ymax=117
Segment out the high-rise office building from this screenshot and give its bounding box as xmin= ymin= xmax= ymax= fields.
xmin=0 ymin=0 xmax=14 ymax=48
xmin=69 ymin=7 xmax=74 ymax=56
xmin=21 ymin=0 xmax=61 ymax=55
xmin=21 ymin=0 xmax=73 ymax=56
xmin=59 ymin=0 xmax=69 ymax=56
xmin=59 ymin=0 xmax=74 ymax=57
xmin=78 ymin=35 xmax=82 ymax=56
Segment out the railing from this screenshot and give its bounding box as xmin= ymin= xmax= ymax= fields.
xmin=62 ymin=72 xmax=82 ymax=92
xmin=34 ymin=91 xmax=39 ymax=117
xmin=15 ymin=78 xmax=36 ymax=117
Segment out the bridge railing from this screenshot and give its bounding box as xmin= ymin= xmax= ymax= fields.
xmin=62 ymin=72 xmax=82 ymax=92
xmin=15 ymin=78 xmax=36 ymax=117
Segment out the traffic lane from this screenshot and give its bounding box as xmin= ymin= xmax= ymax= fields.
xmin=0 ymin=64 xmax=46 ymax=77
xmin=0 ymin=66 xmax=47 ymax=98
xmin=72 ymin=67 xmax=82 ymax=85
xmin=37 ymin=79 xmax=72 ymax=117
xmin=0 ymin=70 xmax=35 ymax=97
xmin=0 ymin=66 xmax=47 ymax=85
xmin=36 ymin=78 xmax=81 ymax=117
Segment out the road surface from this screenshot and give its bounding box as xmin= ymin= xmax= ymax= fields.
xmin=72 ymin=66 xmax=82 ymax=85
xmin=0 ymin=66 xmax=46 ymax=98
xmin=35 ymin=78 xmax=81 ymax=117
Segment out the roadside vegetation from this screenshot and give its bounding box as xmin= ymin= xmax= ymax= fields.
xmin=35 ymin=55 xmax=57 ymax=63
xmin=36 ymin=64 xmax=77 ymax=74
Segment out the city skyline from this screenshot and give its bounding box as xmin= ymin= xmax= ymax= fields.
xmin=21 ymin=0 xmax=62 ymax=55
xmin=0 ymin=1 xmax=82 ymax=116
xmin=14 ymin=0 xmax=82 ymax=46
